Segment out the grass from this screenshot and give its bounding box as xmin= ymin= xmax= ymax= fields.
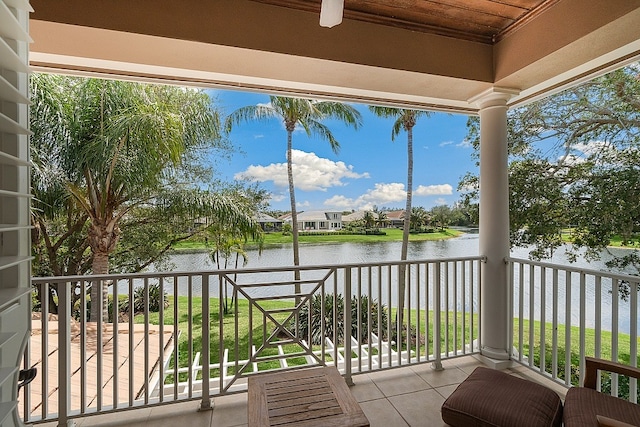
xmin=561 ymin=229 xmax=640 ymax=249
xmin=137 ymin=295 xmax=480 ymax=382
xmin=514 ymin=318 xmax=640 ymax=399
xmin=608 ymin=235 xmax=640 ymax=248
xmin=171 ymin=227 xmax=463 ymax=250
xmin=136 ymin=296 xmax=639 ymax=397
xmin=132 ymin=296 xmax=631 ymax=369
xmin=135 ymin=297 xmax=293 ymax=378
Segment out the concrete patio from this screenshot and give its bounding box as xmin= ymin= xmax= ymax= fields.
xmin=37 ymin=355 xmax=568 ymax=427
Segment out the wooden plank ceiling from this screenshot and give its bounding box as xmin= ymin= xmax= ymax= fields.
xmin=251 ymin=0 xmax=559 ymax=43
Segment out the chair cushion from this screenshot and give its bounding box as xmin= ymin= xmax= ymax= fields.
xmin=563 ymin=386 xmax=640 ymax=427
xmin=597 ymin=415 xmax=637 ymax=427
xmin=441 ymin=366 xmax=563 ymax=427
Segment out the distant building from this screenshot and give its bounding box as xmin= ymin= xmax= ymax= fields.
xmin=280 ymin=210 xmax=343 ymax=231
xmin=255 ymin=213 xmax=283 ymax=232
xmin=385 ymin=210 xmax=406 ymax=228
xmin=342 ymin=210 xmax=378 ymax=225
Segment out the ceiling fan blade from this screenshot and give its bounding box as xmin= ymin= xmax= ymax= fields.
xmin=320 ymin=0 xmax=344 ymax=28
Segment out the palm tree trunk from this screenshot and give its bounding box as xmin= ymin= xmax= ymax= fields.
xmin=90 ymin=251 xmax=110 ymax=322
xmin=398 ymin=127 xmax=414 ymax=328
xmin=287 ymin=130 xmax=302 ymax=301
xmin=88 ymin=220 xmax=119 ymax=322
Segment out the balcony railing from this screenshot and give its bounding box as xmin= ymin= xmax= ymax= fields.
xmin=24 ymin=256 xmax=640 ymax=425
xmin=509 ymin=257 xmax=640 ymax=402
xmin=25 ymin=256 xmax=482 ymax=425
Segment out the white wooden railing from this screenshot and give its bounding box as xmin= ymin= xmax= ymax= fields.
xmin=509 ymin=257 xmax=640 ymax=402
xmin=25 ymin=257 xmax=482 ymax=425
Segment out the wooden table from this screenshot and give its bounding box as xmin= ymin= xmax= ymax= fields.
xmin=248 ymin=366 xmax=369 ymax=427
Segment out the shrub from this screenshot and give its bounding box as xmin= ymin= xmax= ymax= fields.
xmin=293 ymin=294 xmax=388 ymax=345
xmin=120 ymin=283 xmax=169 ymax=314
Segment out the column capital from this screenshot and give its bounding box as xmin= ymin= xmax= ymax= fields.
xmin=469 ymin=87 xmax=520 ymax=109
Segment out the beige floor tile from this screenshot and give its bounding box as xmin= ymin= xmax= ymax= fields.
xmin=350 ymin=374 xmax=385 ymax=402
xmin=210 ymin=393 xmax=248 ymax=427
xmin=146 ymin=403 xmax=212 ymax=427
xmin=32 ymin=356 xmax=573 ymax=427
xmin=388 ymin=389 xmax=447 ymax=427
xmin=412 ymin=365 xmax=469 ymax=388
xmin=359 ymin=398 xmax=409 ymax=427
xmin=434 ymin=383 xmax=459 ymax=400
xmin=74 ymin=407 xmax=152 ymax=426
xmin=368 ymin=367 xmax=431 ymax=397
xmin=442 ymin=355 xmax=484 ymax=375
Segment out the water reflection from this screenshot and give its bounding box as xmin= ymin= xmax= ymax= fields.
xmin=145 ymin=233 xmax=637 ymax=334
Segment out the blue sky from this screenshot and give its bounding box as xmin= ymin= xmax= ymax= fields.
xmin=209 ymin=89 xmax=477 ymax=212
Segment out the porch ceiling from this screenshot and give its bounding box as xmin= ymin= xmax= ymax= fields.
xmin=29 ymin=0 xmax=640 ymax=113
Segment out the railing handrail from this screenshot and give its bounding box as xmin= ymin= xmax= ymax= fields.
xmin=31 ymin=255 xmax=487 ymax=283
xmin=509 ymin=256 xmax=640 ymax=403
xmin=508 ymin=256 xmax=640 ymax=284
xmin=25 ymin=256 xmax=484 ymax=424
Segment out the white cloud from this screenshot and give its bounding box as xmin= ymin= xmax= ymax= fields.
xmin=234 ymin=149 xmax=369 ymax=191
xmin=296 ymin=200 xmax=310 ymax=208
xmin=324 ymin=182 xmax=456 ymax=210
xmin=361 ymin=183 xmax=407 ymax=203
xmin=438 ymin=138 xmax=472 ymax=149
xmin=269 ymin=193 xmax=286 ymax=203
xmin=323 ymin=195 xmax=354 ymax=209
xmin=323 ymin=183 xmax=406 ymax=210
xmin=458 ymin=182 xmax=477 ymax=192
xmin=434 ymin=197 xmax=447 ymax=205
xmin=414 ymin=184 xmax=453 ymax=196
xmin=559 ymin=141 xmax=610 ymax=166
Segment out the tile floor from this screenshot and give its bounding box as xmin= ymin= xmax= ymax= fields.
xmin=39 ymin=355 xmax=568 ymax=427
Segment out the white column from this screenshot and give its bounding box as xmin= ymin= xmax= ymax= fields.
xmin=470 ymin=88 xmax=518 ymax=360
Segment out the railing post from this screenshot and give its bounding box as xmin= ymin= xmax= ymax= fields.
xmin=199 ymin=274 xmax=213 ymax=411
xmin=58 ymin=281 xmax=75 ymax=427
xmin=432 ymin=263 xmax=443 ymax=371
xmin=344 ymin=267 xmax=353 ymax=385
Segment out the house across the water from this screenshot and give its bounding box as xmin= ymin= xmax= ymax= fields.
xmin=255 ymin=213 xmax=283 ymax=232
xmin=283 ymin=211 xmax=344 ymax=231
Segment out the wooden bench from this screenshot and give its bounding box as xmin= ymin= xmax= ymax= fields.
xmin=248 ymin=366 xmax=369 ymax=426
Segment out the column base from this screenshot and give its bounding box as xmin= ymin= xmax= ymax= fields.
xmin=478 ymin=354 xmax=512 ymax=370
xmin=481 ymin=346 xmax=509 ymax=361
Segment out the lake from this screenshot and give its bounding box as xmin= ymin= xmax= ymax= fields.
xmin=165 ymin=231 xmax=628 ymax=274
xmin=155 ymin=232 xmax=637 ymax=334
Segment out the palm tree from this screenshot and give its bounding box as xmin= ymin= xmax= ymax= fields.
xmin=368 ymin=107 xmax=431 ymax=324
xmin=225 ymin=96 xmax=362 ymax=293
xmin=363 ymin=211 xmax=376 ymax=229
xmin=207 ymin=223 xmax=250 ymax=314
xmin=30 ymin=74 xmax=262 ymax=321
xmin=410 ymin=206 xmax=429 ymax=231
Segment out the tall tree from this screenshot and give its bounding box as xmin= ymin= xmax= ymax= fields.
xmin=460 ymin=64 xmax=640 ymax=277
xmin=369 ymin=107 xmax=431 ymax=322
xmin=225 ymin=96 xmax=362 ymax=292
xmin=30 ymin=74 xmax=263 ymax=320
xmin=431 ymin=205 xmax=453 ymax=230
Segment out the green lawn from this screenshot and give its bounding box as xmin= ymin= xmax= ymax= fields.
xmin=172 ymin=227 xmax=463 ymax=250
xmin=561 ymin=229 xmax=640 ymax=249
xmin=137 ymin=296 xmax=639 ymax=397
xmin=135 ymin=297 xmax=294 ymax=378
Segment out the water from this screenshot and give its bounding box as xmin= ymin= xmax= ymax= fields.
xmin=166 ymin=232 xmax=483 ymax=272
xmin=164 ymin=231 xmax=629 ymax=274
xmin=153 ymin=232 xmax=638 ymax=334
